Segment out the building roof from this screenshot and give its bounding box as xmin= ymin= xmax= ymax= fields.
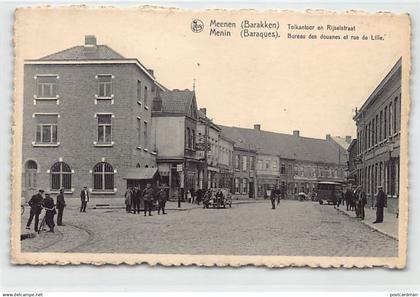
xmin=331 ymin=136 xmax=351 ymax=151
xmin=219 ymin=125 xmax=347 ymax=165
xmin=40 ymin=45 xmax=126 ymax=61
xmin=159 ymin=89 xmax=196 ymax=115
xmin=123 ymin=168 xmax=159 ymax=180
xmin=354 ymin=57 xmax=402 ymax=120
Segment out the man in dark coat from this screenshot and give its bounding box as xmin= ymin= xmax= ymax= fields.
xmin=270 ymin=188 xmax=276 ymax=210
xmin=157 ymin=186 xmax=168 ymax=215
xmin=132 ymin=186 xmax=141 ymax=214
xmin=373 ymin=186 xmax=386 ymax=223
xmin=344 ymin=188 xmax=353 ymax=211
xmin=142 ymin=183 xmax=154 ymax=216
xmin=359 ymin=188 xmax=367 ymax=220
xmin=42 ymin=192 xmax=56 ymax=233
xmin=56 ymin=188 xmax=66 ymax=226
xmin=26 ymin=189 xmax=44 ymax=232
xmin=80 ymin=186 xmax=89 ymax=212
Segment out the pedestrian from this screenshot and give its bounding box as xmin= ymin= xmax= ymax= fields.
xmin=353 ymin=187 xmax=360 ymax=217
xmin=270 ymin=188 xmax=276 ymax=210
xmin=359 ymin=187 xmax=367 ymax=220
xmin=344 ymin=188 xmax=353 ymax=211
xmin=56 ymin=188 xmax=66 ymax=226
xmin=373 ymin=186 xmax=386 ymax=223
xmin=80 ymin=186 xmax=89 ymax=212
xmin=142 ymin=183 xmax=154 ymax=216
xmin=132 ymin=186 xmax=141 ymax=214
xmin=157 ymin=186 xmax=168 ymax=215
xmin=279 ymin=183 xmax=286 ymax=204
xmin=196 ymin=189 xmax=202 ymax=205
xmin=26 ymin=189 xmax=44 ymax=232
xmin=124 ymin=187 xmax=133 ymax=213
xmin=42 ymin=192 xmax=56 ymax=233
xmin=190 ymin=188 xmax=196 ymax=204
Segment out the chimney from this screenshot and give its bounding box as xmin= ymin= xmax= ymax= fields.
xmin=254 ymin=124 xmax=261 ymax=131
xmin=199 ymin=108 xmax=207 ymax=116
xmin=345 ymin=136 xmax=352 ymax=143
xmin=147 ymin=69 xmax=155 ymax=77
xmin=326 ymin=134 xmax=331 ymax=140
xmin=84 ymin=35 xmax=97 ymax=47
xmin=293 ymin=130 xmax=300 ymax=137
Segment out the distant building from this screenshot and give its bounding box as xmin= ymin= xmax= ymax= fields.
xmin=22 ymin=35 xmax=163 ymax=200
xmin=347 ymin=139 xmax=358 ymax=187
xmin=353 ymin=58 xmax=401 ymax=213
xmin=220 ymin=125 xmax=348 ymax=198
xmin=196 ymin=108 xmax=221 ymax=189
xmin=152 ymin=89 xmax=200 ymax=199
xmin=218 ymin=133 xmax=235 ymax=190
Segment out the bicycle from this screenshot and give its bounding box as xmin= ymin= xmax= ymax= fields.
xmin=38 ymin=211 xmax=47 ymax=234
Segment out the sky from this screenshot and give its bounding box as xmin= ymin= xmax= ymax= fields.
xmin=15 ymin=7 xmax=409 ymax=139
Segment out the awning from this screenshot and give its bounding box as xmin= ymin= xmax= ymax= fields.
xmin=123 ymin=168 xmax=159 ymax=180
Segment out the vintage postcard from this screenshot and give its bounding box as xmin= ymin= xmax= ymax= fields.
xmin=11 ymin=7 xmax=410 ymax=267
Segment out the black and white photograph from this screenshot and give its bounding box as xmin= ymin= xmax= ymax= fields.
xmin=11 ymin=7 xmax=409 ymax=267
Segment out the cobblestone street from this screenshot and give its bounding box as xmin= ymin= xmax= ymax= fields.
xmin=21 ymin=200 xmax=398 ymax=257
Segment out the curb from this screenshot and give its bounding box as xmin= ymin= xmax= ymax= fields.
xmin=335 ymin=207 xmax=398 ymax=241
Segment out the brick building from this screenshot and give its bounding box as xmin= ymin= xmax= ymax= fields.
xmin=22 ymin=36 xmax=163 ymax=200
xmin=353 ymin=58 xmax=401 ymax=213
xmin=151 ymin=89 xmax=200 ymax=199
xmin=220 ymin=125 xmax=348 ymax=199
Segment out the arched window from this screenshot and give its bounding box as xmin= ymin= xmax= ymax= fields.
xmin=93 ymin=162 xmax=114 ymax=190
xmin=51 ymin=162 xmax=72 ymax=190
xmin=136 ymin=163 xmax=141 ymax=168
xmin=25 ymin=160 xmax=38 ymax=189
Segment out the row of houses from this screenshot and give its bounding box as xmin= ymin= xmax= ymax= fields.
xmin=22 ymin=35 xmax=349 ymax=202
xmin=348 ymin=58 xmax=401 ymax=214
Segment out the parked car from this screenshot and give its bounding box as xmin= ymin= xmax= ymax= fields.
xmin=316 ymin=181 xmax=343 ymax=205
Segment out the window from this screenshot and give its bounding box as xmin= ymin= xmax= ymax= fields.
xmin=379 ymin=110 xmax=383 ymax=141
xmin=280 ymin=164 xmax=286 ymax=174
xmin=273 ymin=160 xmax=278 ymax=171
xmin=35 ymin=114 xmax=58 ymax=144
xmin=98 ymin=75 xmax=112 ymax=98
xmin=235 ymin=155 xmax=240 ymax=170
xmin=257 ymin=160 xmax=263 ymax=170
xmin=50 ymin=162 xmax=72 ymax=190
xmin=93 ymin=162 xmax=114 ymax=190
xmin=143 ymin=121 xmax=148 ymax=148
xmin=389 ymin=102 xmax=393 ymax=137
xmin=97 ymin=114 xmax=112 ymax=144
xmin=186 ymin=128 xmax=191 ymax=149
xmin=294 ymin=165 xmax=298 ymax=176
xmin=242 ymin=178 xmax=248 ymax=194
xmin=371 ymin=118 xmax=375 ymax=146
xmin=375 ymin=114 xmax=378 ymax=145
xmin=265 ymin=161 xmax=270 ymax=170
xmin=37 ymin=76 xmax=57 ymax=98
xmin=384 ymin=106 xmax=388 ymax=139
xmin=136 ymin=118 xmax=141 ymax=146
xmin=144 ymin=86 xmax=148 ymax=106
xmin=25 ymin=160 xmax=38 ymax=190
xmin=234 ymin=178 xmax=240 ymax=194
xmin=137 ymin=80 xmax=142 ymax=101
xmin=250 ymin=156 xmax=255 ymax=170
xmin=394 ymin=97 xmax=398 ymax=134
xmin=242 ymin=156 xmax=248 ymax=171
xmin=191 ymin=129 xmax=195 ymax=150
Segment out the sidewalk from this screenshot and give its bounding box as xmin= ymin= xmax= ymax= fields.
xmin=335 ymin=204 xmax=398 ymax=240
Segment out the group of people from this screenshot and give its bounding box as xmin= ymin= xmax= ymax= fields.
xmin=343 ymin=185 xmax=387 ymax=224
xmin=124 ymin=183 xmax=168 ymax=216
xmin=25 ymin=188 xmax=66 ymax=233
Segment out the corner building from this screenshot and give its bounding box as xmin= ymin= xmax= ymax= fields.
xmin=22 ymin=36 xmax=162 ymax=200
xmin=354 ymin=58 xmax=401 ymax=214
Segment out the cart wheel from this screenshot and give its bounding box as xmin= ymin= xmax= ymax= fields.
xmin=319 ymin=200 xmax=323 ymax=205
